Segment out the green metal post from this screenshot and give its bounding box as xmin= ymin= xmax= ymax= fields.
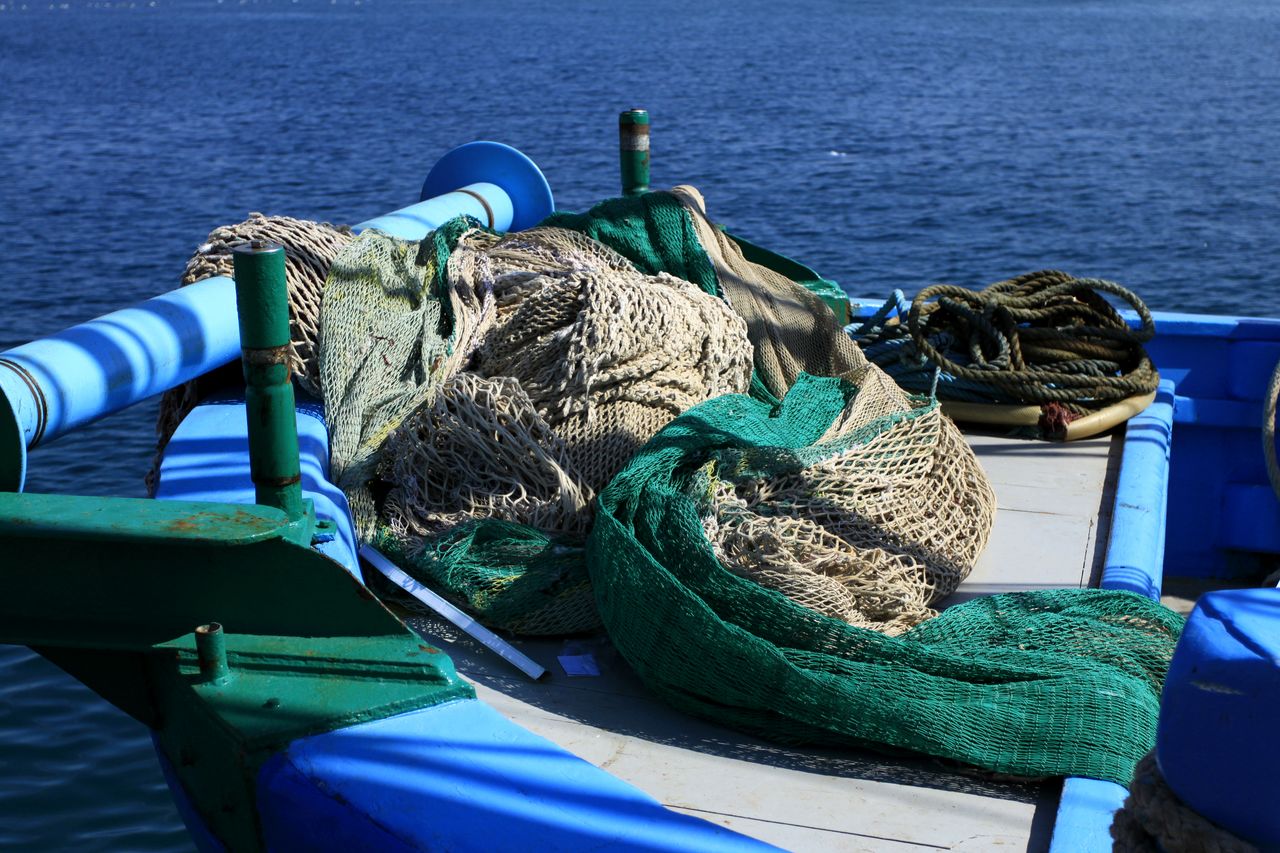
xmin=231 ymin=242 xmax=305 ymax=521
xmin=195 ymin=622 xmax=232 ymax=685
xmin=619 ymin=108 xmax=650 ymax=196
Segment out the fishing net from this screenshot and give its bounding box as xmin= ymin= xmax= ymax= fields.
xmin=669 ymin=185 xmax=864 ymax=403
xmin=148 ymin=213 xmax=353 ymax=493
xmin=542 ymin=187 xmax=863 ymax=405
xmin=702 ymin=379 xmax=992 ymax=634
xmin=469 ymin=227 xmax=755 ymax=495
xmin=318 ymin=191 xmax=1000 ymax=636
xmin=159 ymin=187 xmax=1183 ymax=783
xmin=588 ymin=370 xmax=1183 ymax=783
xmin=320 ymin=219 xmax=495 ymax=535
xmin=321 ymin=215 xmax=754 ymax=633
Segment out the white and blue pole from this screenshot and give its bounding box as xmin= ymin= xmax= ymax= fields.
xmin=0 ymin=142 xmax=553 ymax=492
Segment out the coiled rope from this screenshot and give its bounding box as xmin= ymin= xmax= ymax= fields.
xmin=853 ymin=271 xmax=1159 ymax=417
xmin=1111 ymin=751 xmax=1259 ymax=852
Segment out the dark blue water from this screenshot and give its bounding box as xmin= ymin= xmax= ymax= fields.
xmin=1 ymin=0 xmax=1277 ymax=847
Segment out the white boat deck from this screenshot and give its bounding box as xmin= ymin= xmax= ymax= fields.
xmin=403 ymin=428 xmax=1123 ymax=852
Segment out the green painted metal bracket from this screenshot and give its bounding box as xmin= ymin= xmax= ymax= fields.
xmin=0 ymin=490 xmax=473 ymax=851
xmin=0 ymin=493 xmax=397 ymax=648
xmin=142 ymin=630 xmax=469 ymax=850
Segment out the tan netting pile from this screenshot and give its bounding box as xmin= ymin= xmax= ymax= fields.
xmin=315 ymin=215 xmax=756 ymax=633
xmin=152 ymin=194 xmax=997 ymax=642
xmin=310 ymin=191 xmax=998 ymax=638
xmin=377 ymin=226 xmax=754 ymax=546
xmin=148 ymin=213 xmax=353 ymax=493
xmin=473 ymin=227 xmax=755 ymax=495
xmin=702 ymin=365 xmax=995 ymax=634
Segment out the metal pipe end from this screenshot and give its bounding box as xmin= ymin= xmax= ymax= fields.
xmin=0 ymin=380 xmax=27 ymax=492
xmin=195 ymin=622 xmax=231 ymax=684
xmin=619 ymin=109 xmax=650 ymax=126
xmin=233 ymin=240 xmax=283 ymax=256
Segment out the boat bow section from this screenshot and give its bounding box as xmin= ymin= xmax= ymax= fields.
xmin=256 ymin=699 xmax=778 ymax=852
xmin=0 ymin=489 xmax=475 ymax=851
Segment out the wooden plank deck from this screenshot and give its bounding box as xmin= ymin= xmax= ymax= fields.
xmin=943 ymin=430 xmax=1121 ymax=606
xmin=402 ymin=428 xmax=1124 ymax=851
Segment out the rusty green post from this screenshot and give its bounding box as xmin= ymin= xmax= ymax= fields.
xmin=195 ymin=622 xmax=232 ymax=685
xmin=619 ymin=108 xmax=650 ymax=196
xmin=231 ymin=241 xmax=304 ymax=521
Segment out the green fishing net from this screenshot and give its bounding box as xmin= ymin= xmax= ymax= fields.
xmin=588 ymin=372 xmax=1183 ymax=784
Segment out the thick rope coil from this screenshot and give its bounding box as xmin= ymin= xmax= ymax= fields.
xmin=853 ymin=271 xmax=1160 ymax=418
xmin=1111 ymin=751 xmax=1259 ymax=852
xmin=1264 ymin=356 xmax=1280 ymax=589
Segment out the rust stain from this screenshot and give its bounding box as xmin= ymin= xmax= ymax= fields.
xmin=157 ymin=507 xmax=276 ymax=537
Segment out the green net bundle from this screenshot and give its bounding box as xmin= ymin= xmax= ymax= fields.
xmin=588 ymin=372 xmax=1183 ymax=783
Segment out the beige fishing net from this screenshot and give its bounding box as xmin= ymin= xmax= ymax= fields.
xmin=151 ymin=189 xmax=996 ymax=641
xmin=373 ymin=225 xmax=755 ymax=543
xmin=311 ymin=191 xmax=996 ymax=638
xmin=702 ymin=367 xmax=995 ymax=634
xmin=149 ymin=189 xmax=1185 ymax=789
xmin=148 ymin=213 xmax=353 ymax=494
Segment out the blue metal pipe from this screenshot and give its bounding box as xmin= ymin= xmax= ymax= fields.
xmin=354 ymin=182 xmax=514 ymax=238
xmin=0 ymin=142 xmax=554 ymax=492
xmin=1099 ymin=379 xmax=1175 ymax=600
xmin=0 ymin=276 xmax=239 ymax=491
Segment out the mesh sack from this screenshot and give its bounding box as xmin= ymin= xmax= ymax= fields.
xmin=703 ymin=373 xmax=993 ymax=634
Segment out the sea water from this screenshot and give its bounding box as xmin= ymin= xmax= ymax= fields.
xmin=0 ymin=0 xmax=1277 ymax=848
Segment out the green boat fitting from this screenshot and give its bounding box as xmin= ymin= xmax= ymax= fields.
xmin=619 ymin=108 xmax=650 ymax=196
xmin=195 ymin=622 xmax=232 ymax=686
xmin=0 ymin=491 xmax=473 ymax=852
xmin=232 ymin=241 xmax=307 ymax=525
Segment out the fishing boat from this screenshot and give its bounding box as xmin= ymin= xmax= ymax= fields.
xmin=1 ymin=116 xmax=1277 ymax=852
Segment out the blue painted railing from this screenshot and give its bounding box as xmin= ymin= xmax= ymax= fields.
xmin=1048 ymin=380 xmax=1175 ymax=853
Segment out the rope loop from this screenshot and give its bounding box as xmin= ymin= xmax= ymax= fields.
xmin=897 ymin=271 xmax=1160 ymax=407
xmin=1112 ymin=751 xmax=1260 ymax=852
